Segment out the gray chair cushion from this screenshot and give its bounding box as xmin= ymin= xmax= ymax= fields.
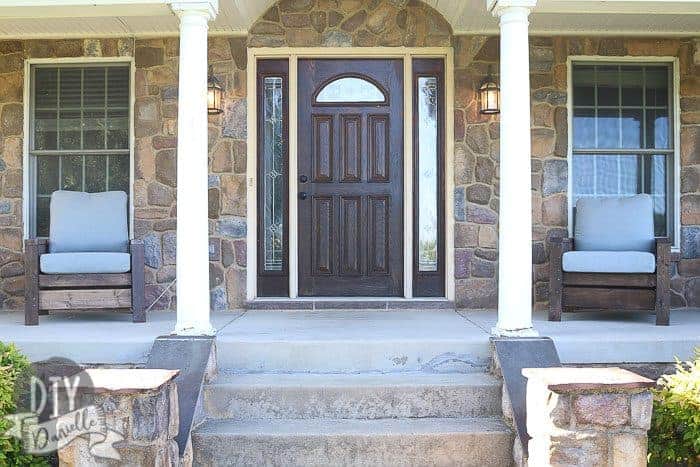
xmin=49 ymin=191 xmax=129 ymax=253
xmin=562 ymin=251 xmax=656 ymax=274
xmin=40 ymin=252 xmax=131 ymax=274
xmin=574 ymin=195 xmax=655 ymax=252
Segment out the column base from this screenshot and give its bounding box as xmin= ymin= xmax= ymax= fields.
xmin=173 ymin=321 xmax=216 ymax=336
xmin=491 ymin=325 xmax=539 ymax=337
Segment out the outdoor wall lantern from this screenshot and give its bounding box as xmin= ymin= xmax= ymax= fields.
xmin=207 ymin=66 xmax=224 ymax=115
xmin=479 ymin=66 xmax=500 ymax=115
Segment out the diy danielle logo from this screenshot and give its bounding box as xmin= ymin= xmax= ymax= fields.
xmin=2 ymin=358 xmax=123 ymax=460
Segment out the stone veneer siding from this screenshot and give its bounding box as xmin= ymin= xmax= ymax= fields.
xmin=0 ymin=37 xmax=248 ymax=311
xmin=0 ymin=4 xmax=698 ymax=311
xmin=453 ymin=36 xmax=700 ymax=309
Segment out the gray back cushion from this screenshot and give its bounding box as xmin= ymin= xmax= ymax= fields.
xmin=49 ymin=191 xmax=129 ymax=253
xmin=574 ymin=194 xmax=655 ymax=252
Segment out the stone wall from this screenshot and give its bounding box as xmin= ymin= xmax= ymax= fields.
xmin=248 ymin=0 xmax=452 ymax=48
xmin=0 ymin=37 xmax=248 ymax=311
xmin=523 ymin=367 xmax=655 ymax=466
xmin=454 ymin=36 xmax=700 ymax=309
xmin=0 ymin=13 xmax=698 ymax=311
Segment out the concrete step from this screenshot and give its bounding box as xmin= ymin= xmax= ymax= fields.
xmin=192 ymin=417 xmax=513 ymax=466
xmin=215 ymin=310 xmax=490 ymax=373
xmin=203 ymin=372 xmax=502 ymax=420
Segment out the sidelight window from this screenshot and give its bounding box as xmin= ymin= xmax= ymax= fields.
xmin=29 ymin=64 xmax=131 ymax=237
xmin=571 ymin=63 xmax=675 ymax=240
xmin=257 ymin=60 xmax=289 ymax=296
xmin=413 ymin=59 xmax=445 ymax=297
xmin=262 ymin=76 xmax=284 ymax=272
xmin=417 ymin=76 xmax=439 ymax=272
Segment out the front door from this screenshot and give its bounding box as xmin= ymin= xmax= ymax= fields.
xmin=298 ymin=59 xmax=404 ymax=296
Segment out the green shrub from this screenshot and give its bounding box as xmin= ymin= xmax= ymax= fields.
xmin=648 ymin=348 xmax=700 ymax=466
xmin=0 ymin=342 xmax=49 ymax=466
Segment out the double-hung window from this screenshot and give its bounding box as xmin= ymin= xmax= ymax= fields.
xmin=29 ymin=63 xmax=131 ymax=237
xmin=571 ymin=62 xmax=675 ymax=241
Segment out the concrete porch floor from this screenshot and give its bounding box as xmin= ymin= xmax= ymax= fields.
xmin=0 ymin=308 xmax=697 ymax=366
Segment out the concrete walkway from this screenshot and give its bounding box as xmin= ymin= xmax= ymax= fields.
xmin=0 ymin=308 xmax=698 ymax=365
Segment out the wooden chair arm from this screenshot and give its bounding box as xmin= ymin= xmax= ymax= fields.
xmin=25 ymin=238 xmax=48 ymax=255
xmin=549 ymin=237 xmax=573 ymax=258
xmin=654 ymin=237 xmax=671 ymax=325
xmin=129 ymin=239 xmax=144 ymax=253
xmin=129 ymin=239 xmax=146 ymax=322
xmin=655 ymin=237 xmax=671 ymax=270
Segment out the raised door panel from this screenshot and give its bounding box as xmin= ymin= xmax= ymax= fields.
xmin=340 ymin=114 xmax=362 ymax=182
xmin=312 ymin=115 xmax=333 ymax=182
xmin=339 ymin=196 xmax=362 ymax=276
xmin=369 ymin=114 xmax=389 ymax=182
xmin=367 ymin=195 xmax=390 ymax=275
xmin=312 ymin=196 xmax=334 ymax=275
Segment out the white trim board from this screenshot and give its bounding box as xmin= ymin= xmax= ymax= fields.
xmin=566 ymin=55 xmax=681 ymax=250
xmin=246 ymin=47 xmax=455 ymax=301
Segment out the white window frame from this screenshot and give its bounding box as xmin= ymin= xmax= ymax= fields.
xmin=566 ymin=55 xmax=681 ymax=250
xmin=22 ymin=56 xmax=136 ymax=240
xmin=246 ymin=47 xmax=455 ymax=301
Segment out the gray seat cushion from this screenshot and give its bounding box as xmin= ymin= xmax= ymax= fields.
xmin=40 ymin=252 xmax=131 ymax=274
xmin=562 ymin=251 xmax=656 ymax=274
xmin=49 ymin=191 xmax=129 ymax=253
xmin=574 ymin=195 xmax=655 ymax=252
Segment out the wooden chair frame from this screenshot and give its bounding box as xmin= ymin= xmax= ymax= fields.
xmin=24 ymin=238 xmax=146 ymax=325
xmin=549 ymin=237 xmax=671 ymax=326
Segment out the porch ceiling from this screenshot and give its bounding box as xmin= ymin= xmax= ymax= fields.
xmin=0 ymin=0 xmax=697 ymax=38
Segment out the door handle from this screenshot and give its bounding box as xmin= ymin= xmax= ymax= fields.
xmin=299 ymin=174 xmax=308 ymax=183
xmin=299 ymin=192 xmax=308 ymax=200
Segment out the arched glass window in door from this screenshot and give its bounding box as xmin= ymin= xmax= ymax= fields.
xmin=315 ymin=76 xmax=386 ymax=103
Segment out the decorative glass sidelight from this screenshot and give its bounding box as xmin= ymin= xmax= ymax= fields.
xmin=262 ymin=77 xmax=284 ymax=271
xmin=417 ymin=76 xmax=439 ymax=272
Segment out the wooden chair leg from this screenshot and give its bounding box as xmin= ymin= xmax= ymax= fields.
xmin=25 ymin=294 xmax=39 ymax=325
xmin=549 ymin=298 xmax=562 ymax=321
xmin=655 ymin=237 xmax=671 ymax=326
xmin=24 ymin=240 xmax=40 ymax=326
xmin=549 ymin=250 xmax=564 ymax=322
xmin=131 ymin=240 xmax=146 ymax=323
xmin=655 ymin=288 xmax=670 ymax=326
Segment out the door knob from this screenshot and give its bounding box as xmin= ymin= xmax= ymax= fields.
xmin=299 ymin=192 xmax=308 ymax=200
xmin=299 ymin=174 xmax=308 ymax=183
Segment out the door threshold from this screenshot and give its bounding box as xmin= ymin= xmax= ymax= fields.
xmin=247 ymin=298 xmax=454 ymax=311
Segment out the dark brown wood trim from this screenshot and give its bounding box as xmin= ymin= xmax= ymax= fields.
xmin=412 ymin=58 xmax=445 ymax=297
xmin=256 ymin=59 xmax=290 ymax=297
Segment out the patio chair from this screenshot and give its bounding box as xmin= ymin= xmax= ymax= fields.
xmin=24 ymin=191 xmax=145 ymax=325
xmin=549 ymin=194 xmax=670 ymax=325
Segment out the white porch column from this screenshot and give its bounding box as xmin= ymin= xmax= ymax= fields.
xmin=170 ymin=0 xmax=218 ymax=335
xmin=489 ymin=0 xmax=538 ymax=336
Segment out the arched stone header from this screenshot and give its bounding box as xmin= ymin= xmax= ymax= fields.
xmin=248 ymin=0 xmax=453 ymax=48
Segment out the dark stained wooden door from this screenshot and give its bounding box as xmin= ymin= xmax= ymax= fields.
xmin=298 ymin=59 xmax=403 ymax=296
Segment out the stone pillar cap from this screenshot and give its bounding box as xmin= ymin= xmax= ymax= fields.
xmin=69 ymin=369 xmax=179 ymax=394
xmin=522 ymin=367 xmax=655 ymax=392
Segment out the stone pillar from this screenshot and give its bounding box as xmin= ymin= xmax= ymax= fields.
xmin=523 ymin=367 xmax=655 ymax=466
xmin=58 ymin=369 xmax=180 ymax=466
xmin=170 ymin=0 xmax=218 ymax=335
xmin=489 ymin=0 xmax=538 ymax=336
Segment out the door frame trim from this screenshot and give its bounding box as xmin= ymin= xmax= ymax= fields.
xmin=246 ymin=47 xmax=455 ymax=301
